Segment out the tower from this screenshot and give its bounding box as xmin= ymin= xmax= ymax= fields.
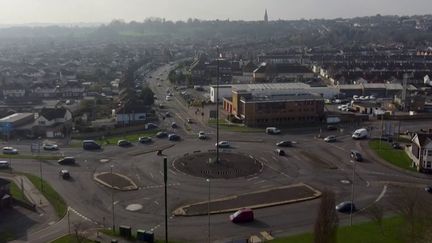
xmin=264 ymin=9 xmax=268 ymax=22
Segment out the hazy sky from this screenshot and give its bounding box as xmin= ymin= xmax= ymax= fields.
xmin=1 ymin=0 xmax=432 ymax=24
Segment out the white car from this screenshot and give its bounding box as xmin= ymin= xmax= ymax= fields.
xmin=198 ymin=131 xmax=206 ymax=139
xmin=165 ymin=96 xmax=171 ymax=101
xmin=2 ymin=147 xmax=18 ymax=155
xmin=215 ymin=141 xmax=230 ymax=148
xmin=43 ymin=143 xmax=59 ymax=150
xmin=324 ymin=135 xmax=337 ymax=142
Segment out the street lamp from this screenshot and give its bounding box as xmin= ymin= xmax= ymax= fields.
xmin=350 ymin=160 xmax=356 ymax=226
xmin=206 ymin=178 xmax=211 ymax=243
xmin=110 ymin=165 xmax=115 ymax=232
xmin=216 ymin=46 xmax=220 ymax=164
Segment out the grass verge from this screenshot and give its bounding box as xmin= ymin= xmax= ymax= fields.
xmin=51 ymin=234 xmax=96 ymax=243
xmin=23 ymin=173 xmax=67 ymax=218
xmin=99 ymin=229 xmax=183 ymax=243
xmin=269 ymin=216 xmax=404 ymax=243
xmin=10 ymin=182 xmax=28 ymax=202
xmin=368 ymin=140 xmax=416 ymax=172
xmin=0 ymin=155 xmax=62 ymax=160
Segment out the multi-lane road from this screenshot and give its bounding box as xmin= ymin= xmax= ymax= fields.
xmin=4 ymin=64 xmax=432 ymax=242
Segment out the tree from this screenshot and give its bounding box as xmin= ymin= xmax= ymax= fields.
xmin=314 ymin=190 xmax=339 ymax=243
xmin=139 ymin=86 xmax=154 ymax=106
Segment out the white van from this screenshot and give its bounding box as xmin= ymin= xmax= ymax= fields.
xmin=266 ymin=127 xmax=281 ymax=135
xmin=352 ymin=128 xmax=368 ymax=139
xmin=0 ymin=160 xmax=10 ymax=168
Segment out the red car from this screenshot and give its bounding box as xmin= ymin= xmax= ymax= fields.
xmin=230 ymin=208 xmax=254 ymax=223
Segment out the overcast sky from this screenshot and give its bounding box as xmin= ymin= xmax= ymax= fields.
xmin=1 ymin=0 xmax=432 ymax=24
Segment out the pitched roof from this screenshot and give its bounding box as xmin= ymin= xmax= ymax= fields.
xmin=39 ymin=107 xmax=68 ymax=120
xmin=413 ymin=133 xmax=432 ymax=147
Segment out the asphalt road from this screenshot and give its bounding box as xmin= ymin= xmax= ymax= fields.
xmin=4 ymin=64 xmax=432 ymax=242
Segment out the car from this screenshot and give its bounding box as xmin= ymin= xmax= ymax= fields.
xmin=58 ymin=157 xmax=76 ymax=165
xmin=326 ymin=125 xmax=338 ymax=131
xmin=117 ymin=140 xmax=132 ymax=147
xmin=145 ymin=123 xmax=158 ymax=130
xmin=425 ymin=186 xmax=432 ymax=193
xmin=156 ymin=131 xmax=168 ymax=138
xmin=215 ymin=141 xmax=230 ymax=148
xmin=324 ymin=135 xmax=337 ymax=143
xmin=336 ymin=201 xmax=356 ymax=213
xmin=165 ymin=112 xmax=171 ymax=117
xmin=43 ymin=143 xmax=59 ymax=151
xmin=0 ymin=161 xmax=10 ymax=169
xmin=59 ymin=169 xmax=71 ymax=179
xmin=276 ymin=141 xmax=292 ymax=147
xmin=392 ymin=142 xmax=402 ymax=149
xmin=350 ymin=150 xmax=363 ymax=162
xmin=2 ymin=147 xmax=18 ymax=155
xmin=171 ymin=122 xmax=178 ymax=128
xmin=165 ymin=96 xmax=171 ymax=101
xmin=187 ymin=118 xmax=193 ymax=124
xmin=168 ymin=133 xmax=180 ymax=141
xmin=82 ymin=140 xmax=101 ymax=150
xmin=198 ymin=131 xmax=206 ymax=139
xmin=138 ymin=136 xmax=152 ymax=143
xmin=230 ymin=208 xmax=254 ymax=223
xmin=275 ymin=149 xmax=285 ymax=156
xmin=266 ymin=127 xmax=281 ymax=134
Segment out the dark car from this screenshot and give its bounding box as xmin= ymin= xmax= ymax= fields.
xmin=230 ymin=208 xmax=254 ymax=223
xmin=58 ymin=157 xmax=76 ymax=165
xmin=425 ymin=186 xmax=432 ymax=193
xmin=168 ymin=133 xmax=180 ymax=141
xmin=171 ymin=122 xmax=178 ymax=128
xmin=336 ymin=201 xmax=356 ymax=213
xmin=59 ymin=169 xmax=71 ymax=179
xmin=350 ymin=150 xmax=363 ymax=162
xmin=276 ymin=141 xmax=292 ymax=147
xmin=156 ymin=131 xmax=168 ymax=138
xmin=82 ymin=140 xmax=101 ymax=150
xmin=145 ymin=123 xmax=158 ymax=130
xmin=165 ymin=112 xmax=171 ymax=118
xmin=392 ymin=143 xmax=402 ymax=149
xmin=327 ymin=125 xmax=338 ymax=131
xmin=117 ymin=140 xmax=132 ymax=147
xmin=275 ymin=149 xmax=285 ymax=156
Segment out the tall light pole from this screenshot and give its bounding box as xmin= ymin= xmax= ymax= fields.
xmin=206 ymin=178 xmax=211 ymax=243
xmin=110 ymin=165 xmax=115 ymax=232
xmin=350 ymin=160 xmax=356 ymax=226
xmin=216 ymin=46 xmax=220 ymax=164
xmin=163 ymin=157 xmax=168 ymax=243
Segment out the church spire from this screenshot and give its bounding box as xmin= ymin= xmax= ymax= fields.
xmin=264 ymin=9 xmax=268 ymax=22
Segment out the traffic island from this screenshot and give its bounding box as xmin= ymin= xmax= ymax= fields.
xmin=94 ymin=172 xmax=138 ymax=191
xmin=173 ymin=151 xmax=263 ymax=179
xmin=174 ymin=183 xmax=321 ymax=216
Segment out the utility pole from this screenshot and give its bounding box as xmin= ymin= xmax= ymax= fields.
xmin=110 ymin=165 xmax=115 ymax=232
xmin=164 ymin=157 xmax=168 ymax=243
xmin=216 ymin=46 xmax=220 ymax=164
xmin=350 ymin=160 xmax=356 ymax=226
xmin=207 ymin=178 xmax=211 ymax=243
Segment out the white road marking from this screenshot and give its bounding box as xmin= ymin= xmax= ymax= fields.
xmin=375 ymin=185 xmax=388 ymax=203
xmin=159 ymin=170 xmax=164 ymax=176
xmin=254 ymin=180 xmax=266 ymax=184
xmin=169 ymin=169 xmax=177 ymax=175
xmin=150 ymin=172 xmax=154 ymax=179
xmin=260 ymin=157 xmax=269 ymax=163
xmin=247 ymin=176 xmax=259 ymax=181
xmin=154 ymin=200 xmax=159 ymax=205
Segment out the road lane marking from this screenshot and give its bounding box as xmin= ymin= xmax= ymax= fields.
xmin=247 ymin=176 xmax=259 ymax=181
xmin=260 ymin=157 xmax=269 ymax=163
xmin=375 ymin=185 xmax=387 ymax=203
xmin=154 ymin=200 xmax=159 ymax=205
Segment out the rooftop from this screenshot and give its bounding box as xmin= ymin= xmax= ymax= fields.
xmin=241 ymin=92 xmax=323 ymax=103
xmin=0 ymin=113 xmax=34 ymax=123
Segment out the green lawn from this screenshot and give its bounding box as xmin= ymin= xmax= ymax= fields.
xmin=24 ymin=173 xmax=67 ymax=218
xmin=10 ymin=181 xmax=28 ymax=202
xmin=368 ymin=140 xmax=416 ymax=172
xmin=270 ymin=216 xmax=404 ymax=243
xmin=0 ymin=231 xmax=16 ymax=242
xmin=208 ymin=119 xmax=263 ymax=133
xmin=0 ymin=154 xmax=62 ymax=160
xmin=51 ymin=234 xmax=96 ymax=243
xmin=99 ymin=229 xmax=183 ymax=243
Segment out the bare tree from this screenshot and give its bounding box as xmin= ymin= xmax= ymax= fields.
xmin=73 ymin=222 xmax=86 ymax=243
xmin=314 ymin=190 xmax=339 ymax=243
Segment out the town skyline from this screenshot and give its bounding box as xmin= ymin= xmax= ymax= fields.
xmin=1 ymin=0 xmax=432 ymax=25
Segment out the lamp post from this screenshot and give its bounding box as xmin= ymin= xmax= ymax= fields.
xmin=163 ymin=157 xmax=168 ymax=243
xmin=350 ymin=160 xmax=356 ymax=226
xmin=206 ymin=178 xmax=211 ymax=243
xmin=216 ymin=46 xmax=220 ymax=164
xmin=110 ymin=165 xmax=115 ymax=232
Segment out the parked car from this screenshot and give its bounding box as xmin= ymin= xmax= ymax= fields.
xmin=145 ymin=123 xmax=158 ymax=130
xmin=168 ymin=133 xmax=180 ymax=141
xmin=43 ymin=143 xmax=59 ymax=151
xmin=171 ymin=122 xmax=178 ymax=128
xmin=198 ymin=131 xmax=206 ymax=139
xmin=82 ymin=140 xmax=101 ymax=150
xmin=58 ymin=157 xmax=76 ymax=165
xmin=59 ymin=169 xmax=71 ymax=179
xmin=324 ymin=135 xmax=337 ymax=143
xmin=336 ymin=201 xmax=356 ymax=213
xmin=138 ymin=136 xmax=152 ymax=143
xmin=350 ymin=150 xmax=363 ymax=162
xmin=392 ymin=142 xmax=402 ymax=149
xmin=156 ymin=131 xmax=168 ymax=138
xmin=326 ymin=125 xmax=338 ymax=131
xmin=2 ymin=147 xmax=18 ymax=155
xmin=266 ymin=127 xmax=281 ymax=134
xmin=230 ymin=208 xmax=254 ymax=223
xmin=0 ymin=161 xmax=10 ymax=169
xmin=275 ymin=149 xmax=285 ymax=156
xmin=215 ymin=141 xmax=230 ymax=148
xmin=276 ymin=141 xmax=292 ymax=147
xmin=117 ymin=140 xmax=132 ymax=147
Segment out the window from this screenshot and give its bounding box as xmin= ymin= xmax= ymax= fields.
xmin=426 ymin=161 xmax=432 ymax=169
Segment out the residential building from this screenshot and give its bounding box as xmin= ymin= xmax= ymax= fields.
xmin=33 ymin=107 xmax=72 ymax=138
xmin=408 ymin=133 xmax=432 ymax=173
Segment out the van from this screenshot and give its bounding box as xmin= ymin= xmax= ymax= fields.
xmin=266 ymin=127 xmax=281 ymax=135
xmin=352 ymin=128 xmax=368 ymax=140
xmin=82 ymin=140 xmax=101 ymax=150
xmin=0 ymin=161 xmax=10 ymax=169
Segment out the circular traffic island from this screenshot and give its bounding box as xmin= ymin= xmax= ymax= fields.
xmin=94 ymin=172 xmax=138 ymax=191
xmin=173 ymin=152 xmax=263 ymax=179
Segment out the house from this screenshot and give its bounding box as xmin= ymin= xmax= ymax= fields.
xmin=116 ymin=102 xmax=150 ymax=125
xmin=1 ymin=83 xmax=26 ymax=99
xmin=408 ymin=133 xmax=432 ymax=173
xmin=33 ymin=107 xmax=73 ymax=138
xmin=30 ymin=82 xmax=58 ymax=98
xmin=0 ymin=178 xmax=11 ymax=209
